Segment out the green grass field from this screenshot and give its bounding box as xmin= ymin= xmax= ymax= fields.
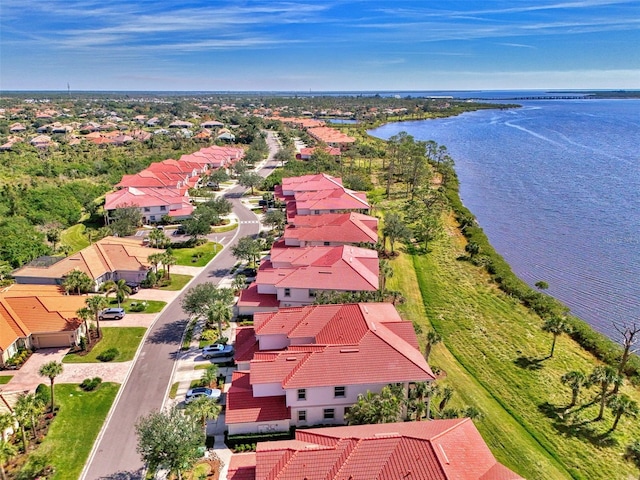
xmin=106 ymin=298 xmax=166 ymax=313
xmin=158 ymin=273 xmax=192 ymax=291
xmin=211 ymin=223 xmax=237 ymax=233
xmin=0 ymin=375 xmax=12 ymax=384
xmin=390 ymin=215 xmax=640 ymax=479
xmin=63 ymin=327 xmax=146 ymax=363
xmin=60 ymin=224 xmax=90 ymax=253
xmin=38 ymin=383 xmax=119 ymax=480
xmin=172 ymin=242 xmax=222 ymax=266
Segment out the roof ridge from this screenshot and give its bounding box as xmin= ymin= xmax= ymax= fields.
xmin=281 ymin=351 xmax=314 ymax=388
xmin=367 ymin=322 xmax=435 ymax=379
xmin=0 ymin=298 xmax=31 ymax=339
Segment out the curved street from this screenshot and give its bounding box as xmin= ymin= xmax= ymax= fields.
xmin=82 ymin=132 xmax=280 ymax=479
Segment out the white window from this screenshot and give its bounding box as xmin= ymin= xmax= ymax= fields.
xmin=297 ymin=389 xmax=306 ymax=401
xmin=334 ymin=386 xmax=346 ymax=398
xmin=323 ymin=408 xmax=335 ymax=420
xmin=284 ymin=288 xmax=291 ymax=297
xmin=298 ymin=410 xmax=307 ymax=422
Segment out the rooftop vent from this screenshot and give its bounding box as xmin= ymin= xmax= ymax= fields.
xmin=340 ymin=348 xmax=359 ymax=353
xmin=438 ymin=444 xmax=450 ymax=464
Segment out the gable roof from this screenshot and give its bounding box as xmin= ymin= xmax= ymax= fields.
xmin=13 ymin=237 xmax=163 ymax=283
xmin=248 ymin=303 xmax=433 ymax=389
xmin=237 ymin=420 xmax=523 ymax=480
xmin=285 ymin=212 xmax=378 ymax=244
xmin=104 ymin=186 xmax=191 ymax=212
xmin=256 ymin=243 xmax=379 ymax=292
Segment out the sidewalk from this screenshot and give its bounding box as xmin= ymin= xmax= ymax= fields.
xmin=168 ymin=303 xmax=238 ymax=478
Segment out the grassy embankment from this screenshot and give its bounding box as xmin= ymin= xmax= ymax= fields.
xmin=388 ymin=212 xmax=640 ymax=479
xmin=173 ymin=241 xmax=222 ymax=266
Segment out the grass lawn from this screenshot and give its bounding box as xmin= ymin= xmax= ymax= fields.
xmin=395 ymin=214 xmax=640 ymax=480
xmin=60 ymin=224 xmax=89 ymax=253
xmin=158 ymin=274 xmax=192 ymax=291
xmin=169 ymin=382 xmax=179 ymax=399
xmin=63 ymin=327 xmax=146 ymax=363
xmin=38 ymin=382 xmax=119 ymax=480
xmin=172 ymin=242 xmax=222 ymax=266
xmin=211 ymin=223 xmax=237 ymax=233
xmin=0 ymin=375 xmax=12 ymax=384
xmin=106 ymin=298 xmax=166 ymax=314
xmin=388 ymin=252 xmax=569 ymax=480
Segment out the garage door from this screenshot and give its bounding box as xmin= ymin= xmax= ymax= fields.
xmin=33 ymin=333 xmax=72 ymax=349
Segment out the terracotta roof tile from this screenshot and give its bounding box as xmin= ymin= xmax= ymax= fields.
xmin=226 ymin=371 xmax=290 ymax=424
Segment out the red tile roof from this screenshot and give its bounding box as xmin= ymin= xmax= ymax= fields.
xmin=237 ymin=284 xmax=279 ymax=310
xmin=227 ymin=453 xmax=257 ymax=480
xmin=225 ymin=371 xmax=290 ymax=424
xmin=249 ymin=304 xmax=433 ymax=389
xmin=256 ymin=244 xmax=379 ymax=292
xmin=245 ymin=420 xmax=523 ymax=480
xmin=284 ymin=213 xmax=378 ymax=245
xmin=306 ymin=126 xmax=356 ymax=145
xmin=104 ymin=186 xmax=190 ymax=211
xmin=233 ymin=326 xmax=259 ymax=364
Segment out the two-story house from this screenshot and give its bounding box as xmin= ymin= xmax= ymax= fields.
xmin=226 ymin=303 xmax=434 ymax=435
xmin=283 ymin=212 xmax=378 ymax=247
xmin=104 ymin=187 xmax=194 ymax=224
xmin=237 ymin=242 xmax=378 ymax=315
xmin=227 ymin=419 xmax=523 ymax=480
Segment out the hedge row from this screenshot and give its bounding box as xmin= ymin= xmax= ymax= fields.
xmin=443 ymin=174 xmax=640 ymax=382
xmin=225 ymin=430 xmax=294 ymax=449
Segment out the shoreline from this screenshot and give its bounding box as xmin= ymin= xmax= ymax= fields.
xmin=363 ymin=116 xmax=640 ymax=381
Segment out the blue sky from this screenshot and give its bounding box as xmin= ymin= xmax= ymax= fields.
xmin=1 ymin=0 xmax=638 ymax=91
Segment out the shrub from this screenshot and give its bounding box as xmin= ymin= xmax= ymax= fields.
xmin=129 ymin=301 xmax=147 ymax=312
xmin=97 ymin=347 xmax=119 ymax=362
xmin=35 ymin=383 xmax=50 ymax=406
xmin=16 ymin=452 xmax=53 ymax=480
xmin=80 ymin=377 xmax=102 ymax=391
xmin=200 ymin=329 xmax=217 ymax=342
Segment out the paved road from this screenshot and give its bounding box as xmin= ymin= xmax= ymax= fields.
xmin=83 ymin=132 xmax=280 ymax=479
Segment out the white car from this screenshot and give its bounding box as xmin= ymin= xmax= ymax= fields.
xmin=185 ymin=387 xmax=222 ymax=404
xmin=202 ymin=344 xmax=235 ymax=359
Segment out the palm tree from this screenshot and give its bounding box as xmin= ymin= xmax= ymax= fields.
xmin=425 ymin=382 xmax=440 ymax=420
xmin=407 ymin=382 xmax=429 ymax=421
xmin=208 ymin=301 xmax=232 ymax=337
xmin=541 ymin=315 xmax=572 ymax=358
xmin=185 ymin=396 xmax=222 ymax=428
xmin=76 ymin=307 xmax=93 ymax=347
xmin=38 ymin=361 xmax=63 ymax=413
xmin=378 ymin=260 xmax=394 ymax=292
xmin=589 ymin=365 xmax=620 ymax=421
xmin=147 ymin=228 xmax=167 ymax=249
xmin=424 ymin=329 xmax=442 ymax=363
xmin=161 ymin=252 xmax=177 ymax=280
xmin=15 ymin=393 xmax=44 ymax=442
xmin=102 ymin=279 xmax=131 ymax=308
xmin=437 ymin=386 xmax=454 ymax=414
xmin=147 ymin=253 xmax=163 ymax=276
xmin=85 ymin=295 xmax=108 ymax=339
xmin=561 ymin=371 xmax=588 ymax=408
xmin=608 ymin=394 xmax=639 ymax=432
xmin=201 ymin=364 xmax=219 ymax=388
xmin=63 ymin=269 xmax=94 ymax=295
xmin=231 ymin=275 xmax=246 ymax=293
xmin=0 ymin=440 xmax=17 ymax=480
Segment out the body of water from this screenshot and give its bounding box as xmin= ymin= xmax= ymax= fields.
xmin=369 ymin=99 xmax=640 ymax=339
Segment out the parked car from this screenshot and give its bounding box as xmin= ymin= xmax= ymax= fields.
xmin=202 ymin=344 xmax=235 ymax=359
xmin=174 ymin=225 xmax=185 ymax=235
xmin=99 ymin=308 xmax=126 ymax=320
xmin=126 ymin=282 xmax=140 ymax=294
xmin=185 ymin=387 xmax=222 ymax=404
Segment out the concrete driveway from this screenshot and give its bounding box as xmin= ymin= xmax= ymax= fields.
xmin=2 ymin=347 xmax=69 ymax=393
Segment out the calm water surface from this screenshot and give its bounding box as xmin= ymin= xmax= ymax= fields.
xmin=370 ymin=99 xmax=640 ymax=339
